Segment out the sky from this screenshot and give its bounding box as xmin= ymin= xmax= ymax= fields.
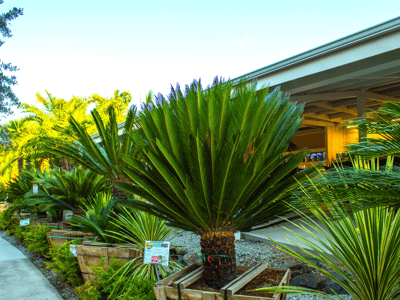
xmin=2 ymin=0 xmax=400 ymax=121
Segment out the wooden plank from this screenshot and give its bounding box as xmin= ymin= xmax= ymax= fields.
xmin=202 ymin=291 xmax=216 ymax=300
xmin=226 ymin=263 xmax=270 ymax=296
xmin=164 ymin=286 xmax=179 ymax=300
xmin=173 ymin=266 xmax=203 ymax=289
xmin=220 ymin=264 xmax=261 ymax=294
xmin=274 ymin=269 xmax=291 ymax=300
xmin=180 ymin=288 xmax=204 ymax=300
xmin=179 ymin=269 xmax=204 ymax=289
xmin=231 ymin=295 xmax=271 ymax=300
xmin=153 ymin=285 xmax=167 ymax=300
xmin=159 ymin=264 xmax=200 ymax=287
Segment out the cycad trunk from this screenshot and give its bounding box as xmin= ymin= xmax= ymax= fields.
xmin=17 ymin=157 xmax=24 ymax=173
xmin=200 ymin=231 xmax=236 ymax=289
xmin=60 ymin=157 xmax=72 ymax=171
xmin=48 ymin=153 xmax=55 ymax=169
xmin=112 ymin=175 xmax=129 ymax=200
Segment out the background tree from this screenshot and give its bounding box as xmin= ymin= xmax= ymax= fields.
xmin=117 ymin=78 xmax=316 ymax=289
xmin=0 ymin=1 xmax=23 ymax=116
xmin=87 ymin=90 xmax=131 ymax=134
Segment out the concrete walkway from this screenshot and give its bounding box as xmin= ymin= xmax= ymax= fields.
xmin=242 ymin=218 xmax=332 ymax=253
xmin=0 ymin=236 xmax=63 ymax=300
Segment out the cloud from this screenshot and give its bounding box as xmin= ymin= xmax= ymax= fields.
xmin=234 ymin=39 xmax=244 ymax=43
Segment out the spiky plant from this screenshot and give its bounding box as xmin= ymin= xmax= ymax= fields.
xmin=25 ymin=168 xmax=111 ymax=217
xmin=116 ymin=78 xmax=316 ymax=288
xmin=259 ymin=179 xmax=400 ymax=300
xmin=70 ymin=192 xmax=119 ymax=243
xmin=40 ymin=105 xmax=137 ymax=199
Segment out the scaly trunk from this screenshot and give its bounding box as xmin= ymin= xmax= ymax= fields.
xmin=48 ymin=153 xmax=55 ymax=169
xmin=60 ymin=157 xmax=72 ymax=171
xmin=17 ymin=157 xmax=23 ymax=173
xmin=200 ymin=231 xmax=236 ymax=289
xmin=112 ymin=175 xmax=129 ymax=200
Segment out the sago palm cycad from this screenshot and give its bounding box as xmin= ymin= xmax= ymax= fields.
xmin=117 ymin=78 xmax=315 ymax=288
xmin=40 ymin=105 xmax=137 ymax=199
xmin=25 ymin=168 xmax=111 ymax=217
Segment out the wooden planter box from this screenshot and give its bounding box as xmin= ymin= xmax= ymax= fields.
xmin=154 ymin=263 xmax=290 ymax=300
xmin=35 ymin=220 xmax=71 ymax=229
xmin=76 ymin=241 xmax=142 ymax=281
xmin=46 ymin=229 xmax=94 ymax=248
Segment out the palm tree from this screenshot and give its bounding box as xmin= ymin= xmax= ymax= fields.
xmin=40 ymin=105 xmax=137 ymax=199
xmin=21 ymin=91 xmax=92 ymax=170
xmin=2 ymin=118 xmax=34 ymax=173
xmin=116 ymin=78 xmax=316 ymax=288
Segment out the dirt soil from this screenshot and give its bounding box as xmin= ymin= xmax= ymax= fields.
xmin=236 ymin=268 xmax=286 ymax=297
xmin=187 ymin=266 xmax=248 ymax=293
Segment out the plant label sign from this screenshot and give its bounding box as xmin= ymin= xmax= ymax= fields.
xmin=20 ymin=218 xmax=30 ymax=226
xmin=144 ymin=241 xmax=170 ymax=266
xmin=69 ymin=244 xmax=77 ymax=257
xmin=32 ymin=184 xmax=38 ymax=194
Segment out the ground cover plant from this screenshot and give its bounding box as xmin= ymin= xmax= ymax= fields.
xmin=46 ymin=240 xmax=83 ymax=287
xmin=23 ymin=224 xmax=52 ymax=256
xmin=114 ymin=78 xmax=317 ymax=288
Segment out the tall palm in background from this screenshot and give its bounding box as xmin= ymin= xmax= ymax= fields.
xmin=22 ymin=91 xmax=92 ymax=171
xmin=2 ymin=118 xmax=35 ymax=173
xmin=116 ymin=78 xmax=316 ymax=288
xmin=40 ymin=105 xmax=137 ymax=199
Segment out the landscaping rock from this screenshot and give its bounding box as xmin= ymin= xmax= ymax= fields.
xmin=274 ymin=262 xmax=313 ymax=277
xmin=183 ymin=253 xmax=202 ymax=265
xmin=290 ymin=273 xmax=326 ymax=290
xmin=326 ymin=272 xmax=349 ymax=295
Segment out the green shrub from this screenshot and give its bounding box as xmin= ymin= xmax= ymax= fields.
xmin=0 ymin=210 xmax=17 ymax=230
xmin=23 ymin=224 xmax=52 ymax=257
xmin=46 ymin=240 xmax=83 ymax=287
xmin=76 ymin=256 xmax=156 ymax=300
xmin=10 ymin=221 xmax=28 ymax=240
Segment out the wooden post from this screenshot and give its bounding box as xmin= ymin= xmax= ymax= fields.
xmin=357 ymin=89 xmax=367 ymax=139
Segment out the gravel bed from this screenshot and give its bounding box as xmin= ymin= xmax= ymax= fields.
xmin=172 ymin=230 xmax=353 ymax=300
xmin=0 ymin=230 xmax=79 ymax=300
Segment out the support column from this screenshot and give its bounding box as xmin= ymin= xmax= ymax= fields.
xmin=325 ymin=126 xmax=359 ymax=167
xmin=357 ymin=90 xmax=367 ymax=140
